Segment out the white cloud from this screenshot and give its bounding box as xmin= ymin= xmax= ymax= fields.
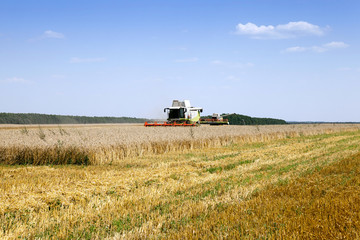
xmin=284 ymin=41 xmax=349 ymax=53
xmin=2 ymin=77 xmax=32 ymax=84
xmin=235 ymin=21 xmax=325 ymax=39
xmin=276 ymin=21 xmax=323 ymax=35
xmin=323 ymin=41 xmax=349 ymax=49
xmin=70 ymin=57 xmax=106 ymax=63
xmin=174 ymin=57 xmax=199 ymax=63
xmin=236 ymin=22 xmax=275 ymax=35
xmin=42 ymin=30 xmax=64 ymax=39
xmin=285 ymin=46 xmax=307 ymax=53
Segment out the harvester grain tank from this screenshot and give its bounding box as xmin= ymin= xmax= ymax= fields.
xmin=144 ymin=100 xmax=203 ymax=127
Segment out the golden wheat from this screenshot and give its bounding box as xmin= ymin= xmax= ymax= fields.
xmin=0 ymin=124 xmax=359 ymax=165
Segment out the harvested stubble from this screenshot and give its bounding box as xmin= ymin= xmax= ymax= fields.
xmin=170 ymin=152 xmax=360 ymax=239
xmin=0 ymin=124 xmax=359 ymax=165
xmin=1 ymin=129 xmax=360 ymax=239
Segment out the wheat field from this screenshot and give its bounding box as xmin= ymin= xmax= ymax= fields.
xmin=1 ymin=124 xmax=359 ymax=165
xmin=1 ymin=124 xmax=360 ymax=239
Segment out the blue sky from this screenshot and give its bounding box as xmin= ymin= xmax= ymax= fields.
xmin=1 ymin=0 xmax=359 ymax=121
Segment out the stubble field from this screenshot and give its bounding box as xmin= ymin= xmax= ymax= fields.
xmin=1 ymin=124 xmax=360 ymax=239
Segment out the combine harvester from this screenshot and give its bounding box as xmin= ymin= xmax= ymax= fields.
xmin=145 ymin=100 xmax=202 ymax=127
xmin=145 ymin=100 xmax=230 ymax=127
xmin=199 ymin=113 xmax=229 ymax=125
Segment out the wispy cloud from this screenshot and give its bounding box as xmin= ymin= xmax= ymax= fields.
xmin=323 ymin=41 xmax=349 ymax=49
xmin=2 ymin=77 xmax=32 ymax=84
xmin=29 ymin=30 xmax=65 ymax=41
xmin=284 ymin=46 xmax=307 ymax=53
xmin=284 ymin=41 xmax=349 ymax=53
xmin=235 ymin=21 xmax=326 ymax=39
xmin=42 ymin=30 xmax=65 ymax=39
xmin=174 ymin=57 xmax=198 ymax=63
xmin=70 ymin=57 xmax=106 ymax=63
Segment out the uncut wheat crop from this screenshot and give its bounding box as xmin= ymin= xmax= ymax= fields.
xmin=0 ymin=124 xmax=359 ymax=165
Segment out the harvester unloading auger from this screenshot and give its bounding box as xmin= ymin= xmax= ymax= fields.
xmin=144 ymin=100 xmax=229 ymax=127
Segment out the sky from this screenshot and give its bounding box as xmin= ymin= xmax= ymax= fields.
xmin=0 ymin=0 xmax=359 ymax=121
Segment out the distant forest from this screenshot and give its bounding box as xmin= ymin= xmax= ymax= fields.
xmin=0 ymin=112 xmax=287 ymax=125
xmin=0 ymin=113 xmax=148 ymax=124
xmin=219 ymin=113 xmax=287 ymax=125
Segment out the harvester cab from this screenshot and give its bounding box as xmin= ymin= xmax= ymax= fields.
xmin=164 ymin=100 xmax=203 ymax=124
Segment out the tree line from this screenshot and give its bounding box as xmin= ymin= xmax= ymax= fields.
xmin=224 ymin=113 xmax=287 ymax=125
xmin=0 ymin=113 xmax=148 ymax=124
xmin=0 ymin=112 xmax=287 ymax=125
